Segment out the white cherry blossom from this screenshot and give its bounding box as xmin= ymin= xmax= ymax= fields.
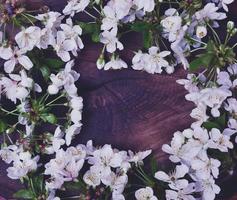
xmin=63 ymin=0 xmax=90 ymax=17
xmin=15 ymin=26 xmax=41 ymax=51
xmin=0 ymin=46 xmax=33 ymax=73
xmin=135 ymin=187 xmax=158 ymax=200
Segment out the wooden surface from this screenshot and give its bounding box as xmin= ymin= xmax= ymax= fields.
xmin=0 ymin=0 xmax=236 ymax=199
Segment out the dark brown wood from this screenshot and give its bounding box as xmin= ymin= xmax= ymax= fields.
xmin=0 ymin=1 xmax=236 ymax=199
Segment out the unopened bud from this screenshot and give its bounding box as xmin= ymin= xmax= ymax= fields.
xmin=96 ymin=54 xmax=105 ymax=70
xmin=227 ymin=21 xmax=235 ymax=31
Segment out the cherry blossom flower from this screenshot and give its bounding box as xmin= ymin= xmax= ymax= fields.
xmin=0 ymin=46 xmax=33 ymax=73
xmin=209 ymin=128 xmax=233 ymax=152
xmin=48 ymin=60 xmax=80 ymax=96
xmin=65 ymin=124 xmax=82 ymax=146
xmin=54 ymin=31 xmax=74 ymax=62
xmin=0 ymin=145 xmax=18 ymax=164
xmin=107 ymin=0 xmax=133 ymax=20
xmin=83 ymin=166 xmax=104 ymax=187
xmin=36 ymin=11 xmax=63 ymax=30
xmin=103 ymin=57 xmax=128 ymax=70
xmin=161 ymin=12 xmax=182 ymax=42
xmin=165 ymin=183 xmax=196 ymax=200
xmin=15 ymin=26 xmax=41 ymax=51
xmin=128 ymin=149 xmax=152 ymax=165
xmin=135 ymin=187 xmax=158 ymax=200
xmin=102 ymin=172 xmax=128 ymax=198
xmin=196 ymin=177 xmax=220 ymax=200
xmin=60 ymin=18 xmax=84 ymax=56
xmin=191 ymin=157 xmax=221 ymax=179
xmin=195 ymin=3 xmax=226 ymax=22
xmin=0 ymin=70 xmax=35 ymax=103
xmin=63 ymin=0 xmax=90 ymax=17
xmin=155 ymin=164 xmax=189 ymax=190
xmin=100 ymin=30 xmax=124 ymax=53
xmin=133 ymin=0 xmax=155 ymax=13
xmin=101 ymin=6 xmax=119 ymax=33
xmin=220 ymin=0 xmax=234 ymax=12
xmin=5 ymin=149 xmax=39 ymax=180
xmin=45 ymin=127 xmax=65 ymax=154
xmin=196 ymin=26 xmax=207 ymax=39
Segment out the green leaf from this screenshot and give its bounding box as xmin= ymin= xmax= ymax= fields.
xmin=150 ymin=156 xmax=158 ymax=176
xmin=32 ymin=175 xmax=44 ymax=194
xmin=189 ymin=53 xmax=214 ymax=71
xmin=13 ymin=189 xmax=35 ymax=199
xmin=131 ymin=22 xmax=151 ymax=32
xmin=41 ymin=113 xmax=57 ymax=124
xmin=216 ymin=113 xmax=226 ymax=128
xmin=202 ymin=121 xmax=221 ymax=131
xmin=0 ymin=120 xmax=7 ymax=133
xmin=206 ymin=40 xmax=216 ymax=53
xmin=44 ymin=58 xmax=64 ymax=69
xmin=92 ymin=31 xmax=100 ymax=43
xmin=39 ymin=66 xmax=50 ymax=80
xmin=143 ymin=31 xmax=153 ymax=49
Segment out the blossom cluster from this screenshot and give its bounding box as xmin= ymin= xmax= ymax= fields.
xmin=0 ymin=0 xmax=236 ymax=199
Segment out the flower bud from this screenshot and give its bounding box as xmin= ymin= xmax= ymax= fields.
xmin=95 ymin=0 xmax=100 ymax=4
xmin=96 ymin=54 xmax=105 ymax=70
xmin=48 ymin=85 xmax=59 ymax=95
xmin=230 ymin=28 xmax=237 ymax=36
xmin=227 ymin=21 xmax=234 ymax=31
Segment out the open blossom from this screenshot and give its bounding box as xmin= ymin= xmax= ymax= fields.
xmin=161 ymin=10 xmax=182 ymax=42
xmin=54 ymin=31 xmax=74 ymax=62
xmin=102 ymin=172 xmax=128 ymax=198
xmin=103 ymin=57 xmax=128 ymax=70
xmin=100 ymin=30 xmax=124 ymax=53
xmin=45 ymin=127 xmax=65 ymax=154
xmin=48 ymin=60 xmax=80 ymax=96
xmin=219 ymin=0 xmax=234 ymax=12
xmin=133 ymin=0 xmax=155 ymax=12
xmin=135 ymin=187 xmax=158 ymax=200
xmin=0 ymin=70 xmax=36 ymax=103
xmin=165 ymin=183 xmax=196 ymax=200
xmin=65 ymin=124 xmax=82 ymax=146
xmin=107 ymin=0 xmax=133 ymax=20
xmin=36 ymin=11 xmax=63 ymax=30
xmin=217 ymin=71 xmax=233 ymax=89
xmin=63 ymin=0 xmax=90 ymax=17
xmin=162 ymin=131 xmax=186 ymax=163
xmin=128 ymin=149 xmax=152 ymax=165
xmin=1 ymin=146 xmax=39 ymax=180
xmin=209 ymin=128 xmax=233 ymax=152
xmin=83 ymin=166 xmax=102 ymax=187
xmin=45 ymin=148 xmax=85 ymax=189
xmin=191 ymin=157 xmax=221 ymax=179
xmin=155 ymin=164 xmax=189 ymax=190
xmin=196 ymin=177 xmax=220 ymax=200
xmin=15 ymin=26 xmax=41 ymax=51
xmin=190 ymin=104 xmax=209 ymax=125
xmin=196 ymin=26 xmax=207 ymax=39
xmin=0 ymin=46 xmax=33 ymax=73
xmin=101 ymin=6 xmax=119 ymax=33
xmin=132 ymin=47 xmax=171 ymax=74
xmin=88 ymin=144 xmax=124 ymax=171
xmin=195 ymin=3 xmax=226 ymax=22
xmin=0 ymin=145 xmax=18 ymax=164
xmin=60 ymin=18 xmax=84 ymax=56
xmin=186 ymin=87 xmax=232 ymax=117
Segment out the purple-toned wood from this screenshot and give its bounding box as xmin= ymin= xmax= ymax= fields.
xmin=0 ymin=0 xmax=236 ymax=199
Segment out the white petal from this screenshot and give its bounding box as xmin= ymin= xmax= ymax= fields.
xmin=18 ymin=56 xmax=33 ymax=70
xmin=4 ymin=59 xmax=16 ymax=73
